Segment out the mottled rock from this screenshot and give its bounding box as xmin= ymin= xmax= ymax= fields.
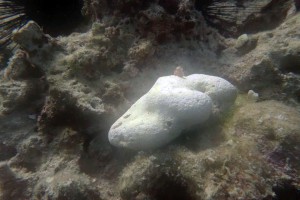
xmin=232 ymin=100 xmax=300 ymax=141
xmin=33 ymin=167 xmax=101 ymax=200
xmin=12 ymin=21 xmax=58 ymax=67
xmin=0 ymin=80 xmax=45 ymax=114
xmin=4 ymin=49 xmax=44 ymax=80
xmin=0 ymin=163 xmax=30 ymax=200
xmin=118 ymin=99 xmax=300 ymax=200
xmin=128 ymin=39 xmax=155 ymax=62
xmin=12 ymin=21 xmax=51 ymax=53
xmin=219 ymin=13 xmax=300 ymax=102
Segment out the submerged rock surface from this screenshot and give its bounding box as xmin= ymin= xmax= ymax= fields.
xmin=109 ymin=74 xmax=237 ymax=150
xmin=0 ymin=1 xmax=300 ymax=199
xmin=119 ymin=99 xmax=300 ymax=200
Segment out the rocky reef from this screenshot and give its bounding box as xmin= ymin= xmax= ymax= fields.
xmin=0 ymin=0 xmax=300 ymax=199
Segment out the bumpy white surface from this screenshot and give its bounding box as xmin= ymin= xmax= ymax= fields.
xmin=108 ymin=74 xmax=237 ymax=150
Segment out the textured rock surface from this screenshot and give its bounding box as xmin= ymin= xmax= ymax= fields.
xmin=218 ymin=13 xmax=300 ymax=102
xmin=119 ymin=99 xmax=300 ymax=200
xmin=109 ymin=74 xmax=237 ymax=150
xmin=0 ymin=1 xmax=300 ymax=200
xmin=4 ymin=49 xmax=44 ymax=80
xmin=12 ymin=21 xmax=58 ymax=67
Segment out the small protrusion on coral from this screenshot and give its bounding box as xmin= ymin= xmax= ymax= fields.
xmin=173 ymin=66 xmax=185 ymax=78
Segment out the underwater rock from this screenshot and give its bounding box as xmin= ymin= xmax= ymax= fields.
xmin=4 ymin=49 xmax=44 ymax=80
xmin=128 ymin=39 xmax=155 ymax=63
xmin=232 ymin=100 xmax=300 ymax=181
xmin=1 ymin=1 xmax=299 ymax=199
xmin=247 ymin=90 xmax=259 ymax=102
xmin=0 ymin=163 xmax=30 ymax=199
xmin=119 ymin=99 xmax=300 ymax=200
xmin=9 ymin=135 xmax=44 ymax=172
xmin=33 ymin=170 xmax=101 ymax=200
xmin=235 ymin=34 xmax=249 ymax=49
xmin=233 ymin=100 xmax=300 ymax=144
xmin=119 ymin=152 xmax=196 ymax=200
xmin=37 ymin=87 xmax=106 ymax=134
xmin=220 ymin=13 xmax=300 ymax=101
xmin=12 ymin=21 xmax=58 ymax=67
xmin=0 ymin=80 xmax=45 ymax=114
xmin=235 ymin=34 xmax=257 ymax=56
xmin=13 ymin=21 xmax=52 ymax=53
xmin=108 ymin=74 xmax=237 ymax=150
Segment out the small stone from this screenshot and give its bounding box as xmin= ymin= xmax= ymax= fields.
xmin=235 ymin=34 xmax=249 ymax=49
xmin=226 ymin=139 xmax=234 ymax=146
xmin=247 ymin=90 xmax=259 ymax=102
xmin=173 ymin=66 xmax=185 ymax=77
xmin=235 ymin=34 xmax=257 ymax=55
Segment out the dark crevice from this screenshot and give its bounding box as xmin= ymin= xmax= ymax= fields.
xmin=296 ymin=0 xmax=300 ymax=11
xmin=1 ymin=0 xmax=85 ymax=43
xmin=110 ymin=64 xmax=124 ymax=74
xmin=270 ymin=180 xmax=300 ymax=200
xmin=23 ymin=0 xmax=85 ymax=36
xmin=159 ymin=0 xmax=179 ymax=15
xmin=0 ymin=144 xmax=17 ymax=161
xmin=117 ymin=0 xmax=152 ymax=16
xmin=279 ymin=55 xmax=300 ymax=74
xmin=147 ymin=174 xmax=195 ymax=200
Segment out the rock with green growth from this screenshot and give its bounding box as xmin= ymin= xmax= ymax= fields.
xmin=118 ymin=99 xmax=300 ymax=200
